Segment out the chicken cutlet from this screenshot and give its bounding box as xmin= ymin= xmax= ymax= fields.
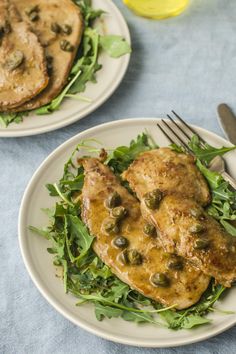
xmin=11 ymin=0 xmax=83 ymax=111
xmin=122 ymin=148 xmax=211 ymax=206
xmin=0 ymin=0 xmax=48 ymax=110
xmin=80 ymin=158 xmax=210 ymax=310
xmin=140 ymin=194 xmax=236 ymax=287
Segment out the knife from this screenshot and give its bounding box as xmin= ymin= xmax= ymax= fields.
xmin=217 ymin=103 xmax=236 ymax=144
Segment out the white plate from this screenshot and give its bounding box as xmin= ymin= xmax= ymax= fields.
xmin=0 ymin=0 xmax=130 ymax=138
xmin=18 ymin=118 xmax=236 ymax=348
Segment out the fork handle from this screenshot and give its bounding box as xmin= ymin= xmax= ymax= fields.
xmin=221 ymin=171 xmax=236 ymax=190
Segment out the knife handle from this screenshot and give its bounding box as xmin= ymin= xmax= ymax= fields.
xmin=222 ymin=171 xmax=236 ymax=190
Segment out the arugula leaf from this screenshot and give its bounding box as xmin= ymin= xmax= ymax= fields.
xmin=69 ymin=28 xmax=100 ymax=94
xmin=74 ymin=0 xmax=105 ymax=26
xmin=196 ymin=159 xmax=236 ymax=236
xmin=95 ymin=302 xmax=122 ymax=321
xmin=29 ymin=226 xmax=52 ymax=240
xmin=65 ymin=214 xmax=94 ymax=263
xmin=99 ymin=35 xmax=131 ymax=58
xmin=220 ymin=220 xmax=236 ymax=236
xmin=180 ymin=315 xmax=211 ymax=329
xmin=189 ymin=135 xmax=236 ymax=164
xmin=0 ymin=111 xmax=28 ymax=127
xmin=107 ymin=133 xmax=157 ymax=174
xmin=122 ymin=310 xmax=157 ymax=324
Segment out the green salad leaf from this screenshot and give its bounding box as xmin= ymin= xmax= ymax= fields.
xmin=30 ymin=132 xmax=236 ymax=329
xmin=189 ymin=135 xmax=236 ymax=164
xmin=195 ymin=151 xmax=236 ymax=237
xmin=0 ymin=112 xmax=28 ymax=127
xmin=100 ymin=35 xmax=131 ymax=58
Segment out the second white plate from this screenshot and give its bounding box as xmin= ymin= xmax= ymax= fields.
xmin=0 ymin=0 xmax=131 ymax=137
xmin=18 ymin=118 xmax=236 ymax=348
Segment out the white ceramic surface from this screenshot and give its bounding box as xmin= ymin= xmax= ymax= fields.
xmin=0 ymin=0 xmax=130 ymax=137
xmin=18 ymin=118 xmax=236 ymax=348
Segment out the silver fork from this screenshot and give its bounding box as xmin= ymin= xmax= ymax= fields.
xmin=156 ymin=111 xmax=236 ymax=190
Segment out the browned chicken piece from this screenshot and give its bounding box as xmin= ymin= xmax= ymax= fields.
xmin=80 ymin=158 xmax=210 ymax=310
xmin=11 ymin=0 xmax=83 ymax=111
xmin=140 ymin=194 xmax=236 ymax=287
xmin=122 ymin=148 xmax=211 ymax=206
xmin=0 ymin=0 xmax=48 ymax=110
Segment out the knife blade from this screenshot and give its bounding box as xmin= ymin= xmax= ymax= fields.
xmin=217 ymin=103 xmax=236 ymax=144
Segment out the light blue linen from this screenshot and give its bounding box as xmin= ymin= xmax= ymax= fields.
xmin=1 ymin=0 xmax=236 ymax=353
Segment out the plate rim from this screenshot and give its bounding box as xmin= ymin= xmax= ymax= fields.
xmin=18 ymin=117 xmax=236 ymax=348
xmin=0 ymin=0 xmax=131 ymax=138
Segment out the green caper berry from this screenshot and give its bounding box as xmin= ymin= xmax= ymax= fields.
xmin=119 ymin=249 xmax=142 ymax=265
xmin=150 ymin=273 xmax=170 ymax=287
xmin=194 ymin=238 xmax=210 ymax=250
xmin=106 ymin=192 xmax=121 ymax=209
xmin=144 ymin=189 xmax=163 ymax=210
xmin=167 ymin=257 xmax=183 ymax=270
xmin=29 ymin=11 xmax=39 ymax=22
xmin=113 ymin=236 xmax=129 ymax=248
xmin=143 ymin=223 xmax=156 ymax=237
xmin=126 ymin=249 xmax=143 ymax=265
xmin=189 ymin=223 xmax=205 ymax=234
xmin=102 ymin=218 xmax=119 ymax=235
xmin=60 ymin=40 xmax=74 ymax=52
xmin=51 ymin=22 xmax=61 ymax=34
xmin=61 ymin=24 xmax=72 ymax=35
xmin=111 ymin=206 xmax=127 ymax=220
xmin=5 ymin=50 xmax=24 ymax=71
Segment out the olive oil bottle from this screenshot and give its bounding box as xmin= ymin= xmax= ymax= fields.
xmin=123 ymin=0 xmax=189 ymax=20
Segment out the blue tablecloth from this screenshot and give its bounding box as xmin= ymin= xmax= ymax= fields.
xmin=1 ymin=0 xmax=236 ymax=353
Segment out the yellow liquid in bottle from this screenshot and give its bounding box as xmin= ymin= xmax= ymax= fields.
xmin=123 ymin=0 xmax=190 ymax=19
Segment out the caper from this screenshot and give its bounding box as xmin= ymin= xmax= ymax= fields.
xmin=111 ymin=206 xmax=127 ymax=221
xmin=144 ymin=189 xmax=163 ymax=210
xmin=102 ymin=218 xmax=119 ymax=235
xmin=60 ymin=40 xmax=74 ymax=52
xmin=46 ymin=55 xmax=53 ymax=74
xmin=105 ymin=192 xmax=121 ymax=209
xmin=51 ymin=22 xmax=61 ymax=34
xmin=113 ymin=236 xmax=129 ymax=248
xmin=119 ymin=249 xmax=142 ymax=265
xmin=150 ymin=273 xmax=170 ymax=287
xmin=4 ymin=50 xmax=24 ymax=71
xmin=28 ymin=11 xmax=39 ymax=22
xmin=61 ymin=24 xmax=72 ymax=35
xmin=25 ymin=5 xmax=40 ymax=15
xmin=143 ymin=223 xmax=156 ymax=237
xmin=127 ymin=249 xmax=143 ymax=265
xmin=194 ymin=238 xmax=210 ymax=250
xmin=167 ymin=257 xmax=183 ymax=270
xmin=189 ymin=223 xmax=206 ymax=234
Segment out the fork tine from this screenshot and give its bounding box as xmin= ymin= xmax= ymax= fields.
xmin=166 ymin=114 xmax=192 ymax=142
xmin=162 ymin=119 xmax=192 ymax=153
xmin=171 ymin=110 xmax=207 ymax=145
xmin=156 ymin=122 xmax=175 ymax=144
